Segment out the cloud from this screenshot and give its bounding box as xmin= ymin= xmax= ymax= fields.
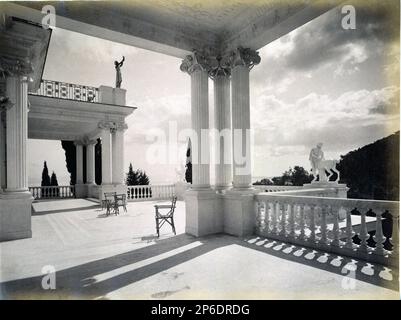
xmin=252 ymin=86 xmax=400 ymax=158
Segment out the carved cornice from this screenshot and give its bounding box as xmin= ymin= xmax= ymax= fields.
xmin=98 ymin=120 xmax=128 ymax=132
xmin=230 ymin=47 xmax=261 ymax=69
xmin=0 ymin=57 xmax=34 ymax=78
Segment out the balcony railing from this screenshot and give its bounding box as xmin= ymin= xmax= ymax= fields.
xmin=126 ymin=184 xmax=175 ymax=201
xmin=29 ymin=79 xmax=99 ymax=102
xmin=255 ymin=193 xmax=399 ymax=266
xmin=29 ymin=185 xmax=76 ymax=199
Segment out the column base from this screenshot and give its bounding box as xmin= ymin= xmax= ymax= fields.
xmin=0 ymin=191 xmax=33 ymax=242
xmin=75 ymin=183 xmax=88 ymax=198
xmin=223 ymin=189 xmax=255 ymax=237
xmin=184 ymin=188 xmax=223 ymax=237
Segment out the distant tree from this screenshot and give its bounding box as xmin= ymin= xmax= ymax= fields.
xmin=270 ymin=166 xmax=313 ymax=186
xmin=50 ymin=171 xmax=59 ymax=197
xmin=291 ymin=166 xmax=314 ymax=186
xmin=125 ymin=163 xmax=150 ymax=185
xmin=253 ymin=178 xmax=273 ymax=185
xmin=338 ymin=131 xmax=399 ymax=200
xmin=185 ymin=140 xmax=192 ymax=184
xmin=41 ymin=161 xmax=51 ymax=186
xmin=138 ymin=170 xmax=150 ymax=185
xmin=50 ymin=171 xmax=59 ymax=186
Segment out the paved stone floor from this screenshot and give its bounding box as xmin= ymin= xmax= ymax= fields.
xmin=0 ymin=199 xmax=399 ymax=299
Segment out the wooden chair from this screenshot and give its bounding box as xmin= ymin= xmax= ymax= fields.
xmin=154 ymin=196 xmax=177 ymax=237
xmin=114 ymin=193 xmax=127 ymax=215
xmin=104 ymin=192 xmax=117 ymax=216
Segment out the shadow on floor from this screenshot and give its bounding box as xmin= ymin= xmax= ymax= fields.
xmin=0 ymin=234 xmax=229 ymax=299
xmin=240 ymin=236 xmax=399 ymax=292
xmin=0 ymin=234 xmax=398 ymax=300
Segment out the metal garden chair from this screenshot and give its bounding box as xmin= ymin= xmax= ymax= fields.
xmin=154 ymin=196 xmax=177 ymax=237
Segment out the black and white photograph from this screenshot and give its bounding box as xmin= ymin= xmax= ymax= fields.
xmin=0 ymin=0 xmax=399 ymax=304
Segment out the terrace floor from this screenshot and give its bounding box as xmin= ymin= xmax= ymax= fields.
xmin=0 ymin=199 xmax=399 ymax=299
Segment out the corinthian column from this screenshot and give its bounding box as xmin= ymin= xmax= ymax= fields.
xmin=111 ymin=122 xmax=127 ymax=185
xmin=209 ymin=55 xmax=232 ymax=191
xmin=98 ymin=121 xmax=112 ymax=185
xmin=230 ymin=47 xmax=261 ymax=189
xmin=5 ymin=76 xmax=29 ymax=192
xmin=85 ymin=140 xmax=97 ymax=185
xmin=180 ymin=51 xmax=211 ymax=190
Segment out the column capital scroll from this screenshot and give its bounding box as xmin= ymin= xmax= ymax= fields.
xmin=230 ymin=47 xmax=261 ymax=69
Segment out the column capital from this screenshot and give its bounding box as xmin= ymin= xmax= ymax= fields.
xmin=208 ymin=54 xmax=232 ymax=79
xmin=0 ymin=57 xmax=34 ymax=78
xmin=180 ymin=50 xmax=213 ymax=75
xmin=230 ymin=47 xmax=261 ymax=69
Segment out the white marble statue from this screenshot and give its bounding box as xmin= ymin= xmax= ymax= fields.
xmin=309 ymin=143 xmax=325 ymax=182
xmin=309 ymin=143 xmax=340 ymax=183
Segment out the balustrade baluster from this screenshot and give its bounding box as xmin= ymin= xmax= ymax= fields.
xmin=357 ymin=210 xmax=369 ymax=253
xmin=308 ymin=205 xmax=316 ymax=244
xmin=331 ymin=206 xmax=341 ymax=248
xmin=373 ymin=211 xmax=385 ymax=256
xmin=271 ymin=202 xmax=278 ymax=235
xmin=345 ymin=208 xmax=355 ymax=249
xmin=319 ymin=206 xmax=328 ymax=246
xmin=298 ymin=204 xmax=306 ymax=241
xmin=289 ymin=203 xmax=295 ymax=239
xmin=279 ymin=203 xmax=286 ymax=237
xmin=390 ymin=213 xmax=399 ymax=257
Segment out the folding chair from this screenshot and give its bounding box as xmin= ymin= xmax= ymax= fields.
xmin=154 ymin=196 xmax=177 ymax=237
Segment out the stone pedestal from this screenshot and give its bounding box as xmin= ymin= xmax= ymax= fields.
xmin=185 ymin=189 xmax=223 ymax=237
xmin=223 ymin=189 xmax=255 ymax=236
xmin=0 ymin=191 xmax=33 ymax=241
xmin=75 ymin=183 xmax=88 ymax=198
xmin=99 ymin=86 xmax=126 ymax=106
xmin=303 ymin=182 xmax=349 ymax=198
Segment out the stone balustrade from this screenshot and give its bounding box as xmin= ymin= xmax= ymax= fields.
xmin=29 ymin=79 xmax=99 ymax=102
xmin=126 ymin=184 xmax=175 ymax=201
xmin=29 ymin=185 xmax=76 ymax=199
xmin=253 ymin=185 xmax=303 ymax=193
xmin=255 ymin=193 xmax=399 ymax=266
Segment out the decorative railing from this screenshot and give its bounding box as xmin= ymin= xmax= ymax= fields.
xmin=29 ymin=185 xmax=76 ymax=200
xmin=255 ymin=194 xmax=399 ymax=266
xmin=29 ymin=79 xmax=99 ymax=102
xmin=126 ymin=184 xmax=175 ymax=201
xmin=253 ymin=185 xmax=303 ymax=193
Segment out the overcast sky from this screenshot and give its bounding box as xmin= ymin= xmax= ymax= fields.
xmin=28 ymin=3 xmax=399 ymax=186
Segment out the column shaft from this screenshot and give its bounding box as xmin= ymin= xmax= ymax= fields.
xmin=75 ymin=144 xmax=83 ymax=184
xmin=86 ymin=142 xmax=96 ymax=184
xmin=112 ymin=129 xmax=124 ymax=184
xmin=100 ymin=129 xmax=112 ymax=184
xmin=5 ymin=76 xmax=28 ymax=192
xmin=0 ymin=110 xmax=6 ymax=191
xmin=214 ymin=75 xmax=232 ymax=190
xmin=191 ymin=69 xmax=210 ymax=189
xmin=231 ymin=65 xmax=252 ymax=189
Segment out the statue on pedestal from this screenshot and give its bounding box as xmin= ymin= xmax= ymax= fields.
xmin=114 ymin=56 xmax=125 ymax=88
xmin=309 ymin=143 xmax=341 ymax=183
xmin=309 ymin=143 xmax=325 ymax=182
